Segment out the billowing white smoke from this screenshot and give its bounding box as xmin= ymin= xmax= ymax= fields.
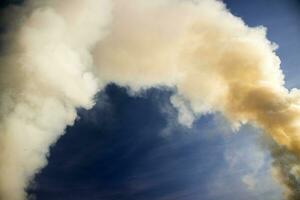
xmin=0 ymin=0 xmax=111 ymax=199
xmin=94 ymin=0 xmax=285 ymax=131
xmin=1 ymin=0 xmax=300 ymax=199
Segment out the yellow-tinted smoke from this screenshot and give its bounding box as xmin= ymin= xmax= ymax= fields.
xmin=95 ymin=0 xmax=300 ymax=152
xmin=95 ymin=1 xmax=300 ymax=197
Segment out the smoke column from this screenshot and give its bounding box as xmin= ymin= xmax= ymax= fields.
xmin=0 ymin=0 xmax=111 ymax=199
xmin=1 ymin=0 xmax=300 ymax=199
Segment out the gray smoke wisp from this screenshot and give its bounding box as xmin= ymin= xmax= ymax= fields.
xmin=1 ymin=0 xmax=300 ymax=199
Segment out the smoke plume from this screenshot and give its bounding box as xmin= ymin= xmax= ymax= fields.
xmin=1 ymin=0 xmax=300 ymax=199
xmin=94 ymin=1 xmax=300 ymax=197
xmin=0 ymin=0 xmax=111 ymax=199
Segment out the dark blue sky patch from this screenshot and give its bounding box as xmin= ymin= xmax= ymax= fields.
xmin=28 ymin=85 xmax=229 ymax=200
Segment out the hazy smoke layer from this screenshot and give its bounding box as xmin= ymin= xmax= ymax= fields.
xmin=1 ymin=0 xmax=300 ymax=199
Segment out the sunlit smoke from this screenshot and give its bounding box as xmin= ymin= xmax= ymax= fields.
xmin=0 ymin=0 xmax=111 ymax=199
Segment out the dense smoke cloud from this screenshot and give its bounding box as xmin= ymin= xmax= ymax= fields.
xmin=1 ymin=0 xmax=300 ymax=199
xmin=0 ymin=0 xmax=111 ymax=199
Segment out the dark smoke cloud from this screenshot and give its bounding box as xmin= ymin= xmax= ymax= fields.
xmin=270 ymin=144 xmax=300 ymax=200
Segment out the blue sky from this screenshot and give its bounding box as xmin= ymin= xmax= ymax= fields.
xmin=28 ymin=1 xmax=300 ymax=200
